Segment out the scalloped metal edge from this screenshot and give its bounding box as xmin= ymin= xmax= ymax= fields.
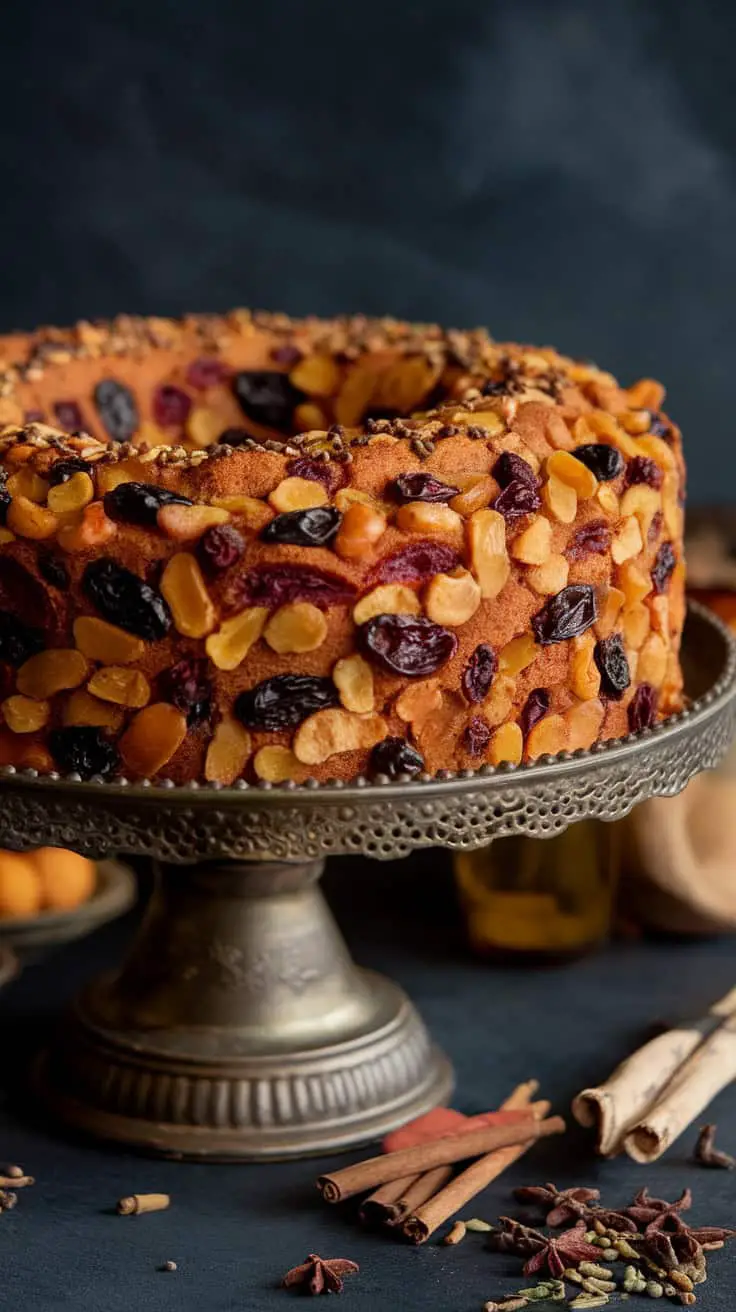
xmin=0 ymin=601 xmax=732 ymax=805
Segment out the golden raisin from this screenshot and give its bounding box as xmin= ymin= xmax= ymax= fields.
xmin=253 ymin=744 xmax=304 ymax=783
xmin=6 ymin=467 xmax=49 ymax=503
xmin=46 ymin=472 xmax=95 ymax=515
xmin=158 ymin=503 xmax=230 ymax=541
xmin=467 ymin=508 xmax=509 ymax=598
xmin=185 ymin=407 xmax=224 ymax=448
xmin=489 ymin=721 xmax=523 ymax=766
xmin=2 ymin=695 xmax=50 ymax=733
xmin=211 ymin=494 xmax=274 ymax=531
xmin=63 ymin=689 xmax=124 ymax=731
xmin=269 ymin=477 xmax=327 ymax=513
xmin=527 ymin=554 xmax=569 ymax=596
xmin=204 ymin=718 xmax=252 ymax=785
xmin=499 ymin=633 xmax=537 ymax=676
xmin=73 ymin=616 xmax=145 ymax=665
xmin=353 ymin=584 xmax=420 ymax=625
xmin=618 ymin=561 xmax=652 ymax=606
xmin=424 ymin=568 xmax=481 ymax=626
xmin=293 ymin=708 xmax=387 ymax=765
xmin=119 ymin=703 xmax=187 ymax=777
xmin=332 ymin=654 xmax=375 ymax=714
xmin=638 ymin=633 xmax=668 ymax=687
xmin=449 ymin=474 xmax=495 ymax=517
xmin=571 ymin=631 xmax=601 ymax=700
xmin=264 ymin=602 xmax=328 ymax=654
xmin=565 ymin=699 xmax=604 ymax=751
xmin=205 ymin=607 xmax=268 ymax=671
xmin=542 ymin=475 xmax=577 ymax=524
xmin=7 ymin=495 xmax=58 ymax=541
xmin=160 ymin=553 xmax=217 ymax=638
xmin=333 ymin=502 xmax=387 ymax=560
xmin=17 ymin=649 xmax=88 ymax=699
xmin=622 ymin=603 xmax=650 ymax=650
xmin=289 ymin=354 xmax=341 ymax=397
xmin=611 ymin=516 xmax=643 ymax=565
xmin=620 ymin=485 xmax=660 ymax=540
xmin=396 ymin=502 xmax=464 ymax=537
xmin=293 ymin=402 xmax=328 ymax=431
xmin=547 ymin=449 xmax=597 ymax=498
xmin=87 ymin=666 xmax=151 ymax=708
xmin=526 ymin=713 xmax=566 ymax=760
xmin=511 ymin=516 xmax=552 ymax=565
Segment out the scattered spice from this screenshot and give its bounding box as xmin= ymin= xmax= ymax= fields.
xmin=0 ymin=1190 xmax=17 ymax=1212
xmin=160 ymin=1260 xmax=177 ymax=1272
xmin=492 ymin=1217 xmax=602 ymax=1278
xmin=117 ymin=1192 xmax=170 ymax=1215
xmin=282 ymin=1254 xmax=358 ymax=1296
xmin=624 ymin=1186 xmax=692 ymax=1227
xmin=443 ymin=1220 xmax=466 ymax=1245
xmin=483 ymin=1299 xmax=529 ymax=1312
xmin=465 ymin=1217 xmax=494 ymax=1233
xmin=693 ymin=1124 xmax=735 ymax=1170
xmin=0 ymin=1173 xmax=33 ymax=1188
xmin=4 ymin=1165 xmax=25 ymax=1179
xmin=513 ymin=1182 xmax=600 ymax=1227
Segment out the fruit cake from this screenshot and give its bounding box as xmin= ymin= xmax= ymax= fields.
xmin=0 ymin=310 xmax=685 ymax=785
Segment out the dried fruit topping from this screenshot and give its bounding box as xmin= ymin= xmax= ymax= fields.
xmin=88 ymin=666 xmax=150 ymax=709
xmin=234 ymin=565 xmax=355 ymax=610
xmin=261 ymin=506 xmax=342 ymax=547
xmin=159 ymin=658 xmax=212 ymax=727
xmin=394 ymin=680 xmax=441 ymax=730
xmin=158 ymin=503 xmax=230 ymax=541
xmin=160 ymin=553 xmax=216 ymax=638
xmin=626 ymin=455 xmax=663 ymax=489
xmin=94 ymin=379 xmax=139 ymax=443
xmin=566 ymin=698 xmax=604 ymax=751
xmin=7 ymin=496 xmax=58 ymax=541
xmin=119 ymin=703 xmax=187 ymax=777
xmin=566 ymin=520 xmax=611 ymax=560
xmin=648 ymin=412 xmax=672 ymax=439
xmin=532 ymin=585 xmax=597 ymax=645
xmin=73 ymin=616 xmax=145 ymax=665
xmin=197 ymin=523 xmax=246 ymax=575
xmin=235 ymin=675 xmax=339 ymax=731
xmin=499 ymin=634 xmax=536 ymax=676
xmin=493 ymin=452 xmax=539 ymax=490
xmin=17 ymin=649 xmax=88 ymax=699
xmin=253 ymin=744 xmax=302 ymax=783
xmin=353 ymin=584 xmax=420 ymax=625
xmin=285 ymin=457 xmax=334 ymax=490
xmin=333 ymin=654 xmax=375 ymax=714
xmin=528 ymin=555 xmax=569 ymax=596
xmin=519 ymin=689 xmax=550 ymax=739
xmin=271 ymin=343 xmax=303 ymax=367
xmin=186 ymin=356 xmax=227 ymax=389
xmin=547 ymin=450 xmax=597 ymax=498
xmin=204 ymin=717 xmax=251 ymax=785
xmin=53 ymin=401 xmax=85 ymax=431
xmin=449 ymin=473 xmax=495 ymax=517
xmin=294 ymin=707 xmax=387 ymax=765
xmin=543 ymin=475 xmax=577 ymax=524
xmin=83 ymin=559 xmax=172 ymax=641
xmin=628 ymin=682 xmax=658 ymax=732
xmin=526 ymin=713 xmax=566 ymax=760
xmin=264 ymin=602 xmax=328 ymax=654
xmin=369 ymin=736 xmax=425 ymax=780
xmin=205 ymin=608 xmax=268 ymax=671
xmin=359 ymin=613 xmax=458 ymax=678
xmin=389 ymin=472 xmax=460 ymax=503
xmin=372 ymin=541 xmax=461 ymax=585
xmin=38 ymin=556 xmax=69 ymax=590
xmin=511 ymin=516 xmax=552 ymax=565
xmin=493 ymin=480 xmax=541 ymax=520
xmin=2 ymin=694 xmax=50 ymax=734
xmin=333 ymin=503 xmax=387 ymax=560
xmin=463 ymin=715 xmax=491 ymax=757
xmin=47 ymin=472 xmax=95 ymax=516
xmin=594 ymin=634 xmax=631 ymax=700
xmin=0 ymin=615 xmax=45 ymax=666
xmin=571 ymin=443 xmax=624 ymax=481
xmin=424 ymin=568 xmax=481 ymax=626
xmin=490 ymin=722 xmax=523 ymax=766
xmin=152 ymin=385 xmax=192 ymax=427
xmin=462 ymin=644 xmax=498 ymax=704
xmin=64 ymin=689 xmax=125 ymax=732
xmin=49 ymin=725 xmax=119 ymax=779
xmin=47 ymin=457 xmax=91 ymax=486
xmin=0 ymin=486 xmax=9 ymax=525
xmin=467 ymin=508 xmax=510 ymax=598
xmin=104 ymin=482 xmax=193 ymax=527
xmin=57 ymin=502 xmax=117 ymax=552
xmin=395 ymin=502 xmax=463 ymax=536
xmin=232 ymin=370 xmax=304 ymax=430
xmin=652 ymin=541 xmax=676 ymax=594
xmin=269 ymin=477 xmax=328 ymax=514
xmin=216 ymin=427 xmax=251 ymax=448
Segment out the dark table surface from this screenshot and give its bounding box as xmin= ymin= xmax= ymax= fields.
xmin=1 ymin=853 xmax=734 ymax=1311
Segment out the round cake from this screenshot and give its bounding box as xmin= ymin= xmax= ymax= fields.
xmin=0 ymin=310 xmax=685 ymax=785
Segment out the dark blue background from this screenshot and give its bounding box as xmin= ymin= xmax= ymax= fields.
xmin=2 ymin=0 xmax=734 ymax=502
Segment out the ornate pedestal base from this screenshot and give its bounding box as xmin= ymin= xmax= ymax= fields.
xmin=41 ymin=859 xmax=452 ymax=1160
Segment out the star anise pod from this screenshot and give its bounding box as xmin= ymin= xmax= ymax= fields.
xmin=282 ymin=1254 xmax=359 ymax=1295
xmin=522 ymin=1221 xmax=603 ymax=1279
xmin=513 ymin=1182 xmax=600 ymax=1227
xmin=635 ymin=1210 xmax=736 ymax=1274
xmin=490 ymin=1217 xmax=547 ymax=1259
xmin=589 ymin=1209 xmax=639 ymax=1234
xmin=625 ymin=1186 xmax=692 ymax=1227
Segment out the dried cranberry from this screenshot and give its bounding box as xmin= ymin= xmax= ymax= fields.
xmin=519 ymin=688 xmax=550 ymax=738
xmin=566 ymin=520 xmax=611 ymax=560
xmin=153 ymin=385 xmax=192 ymax=427
xmin=286 ymin=457 xmax=335 ymax=490
xmin=369 ymin=737 xmax=425 ymax=780
xmin=38 ymin=556 xmax=69 ymax=590
xmin=493 ymin=479 xmax=541 ymax=519
xmin=47 ymin=457 xmax=92 ymax=486
xmin=462 ymin=644 xmax=497 ymax=703
xmin=186 ymin=357 xmax=227 ymax=389
xmin=463 ymin=716 xmax=491 ymax=757
xmin=628 ymin=683 xmax=658 ymax=732
xmin=53 ymin=400 xmax=85 ymax=432
xmin=0 ymin=614 xmax=45 ymax=666
xmin=372 ymin=541 xmax=461 ymax=585
xmin=389 ymin=472 xmax=460 ymax=503
xmin=103 ymin=482 xmax=193 ymax=527
xmin=0 ymin=486 xmax=9 ymax=525
xmin=94 ymin=379 xmax=139 ymax=443
xmin=626 ymin=456 xmax=662 ymax=489
xmin=83 ymin=559 xmax=172 ymax=641
xmin=261 ymin=506 xmax=342 ymax=547
xmin=649 ymin=510 xmax=664 ymax=544
xmin=49 ymin=726 xmax=119 ymax=779
xmin=270 ymin=343 xmax=304 ymax=367
xmin=532 ymin=585 xmax=597 ymax=645
xmin=197 ymin=523 xmax=246 ymax=575
xmin=572 ymin=443 xmax=624 ymax=481
xmin=24 ymin=409 xmax=45 ymax=423
xmin=235 ymin=674 xmax=339 ymax=731
xmin=594 ymin=634 xmax=631 ymax=700
xmin=652 ymin=542 xmax=676 ymax=594
xmin=232 ymin=370 xmax=304 ymax=430
xmin=233 ymin=564 xmax=355 ymax=610
xmin=217 ymin=428 xmax=252 ymax=447
xmin=159 ymin=658 xmax=212 ymax=727
xmin=359 ymin=614 xmax=458 ymax=678
xmin=648 ymin=413 xmax=671 ymax=439
xmin=493 ymin=451 xmax=539 ymax=489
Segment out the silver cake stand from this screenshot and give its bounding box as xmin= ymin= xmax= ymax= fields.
xmin=1 ymin=604 xmax=734 ymax=1161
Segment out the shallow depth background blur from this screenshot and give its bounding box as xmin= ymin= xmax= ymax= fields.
xmin=1 ymin=0 xmax=732 ymax=503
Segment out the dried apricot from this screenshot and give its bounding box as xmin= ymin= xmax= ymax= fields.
xmin=119 ymin=703 xmax=187 ymax=777
xmin=160 ymin=553 xmax=217 ymax=638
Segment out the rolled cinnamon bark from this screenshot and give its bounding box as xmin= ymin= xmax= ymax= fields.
xmin=358 ymin=1175 xmax=420 ymax=1224
xmin=385 ymin=1166 xmax=453 ymax=1225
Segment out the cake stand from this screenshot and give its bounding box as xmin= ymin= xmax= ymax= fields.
xmin=1 ymin=604 xmax=734 ymax=1161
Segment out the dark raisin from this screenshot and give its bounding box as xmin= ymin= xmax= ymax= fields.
xmin=625 ymin=456 xmax=663 ymax=489
xmin=197 ymin=524 xmax=246 ymax=575
xmin=482 ymin=379 xmax=510 ymax=396
xmin=103 ymin=482 xmax=193 ymax=527
xmin=49 ymin=726 xmax=120 ymax=779
xmin=270 ymin=343 xmax=304 ymax=367
xmin=53 ymin=400 xmax=85 ymax=431
xmin=532 ymin=585 xmax=597 ymax=645
xmin=186 ymin=357 xmax=227 ymax=389
xmin=261 ymin=506 xmax=342 ymax=547
xmin=462 ymin=644 xmax=497 ymax=703
xmin=628 ymin=683 xmax=658 ymax=732
xmin=648 ymin=413 xmax=671 ymax=439
xmin=389 ymin=472 xmax=460 ymax=503
xmin=566 ymin=520 xmax=611 ymax=560
xmin=493 ymin=479 xmax=541 ymax=519
xmin=217 ymin=427 xmax=252 ymax=448
xmin=286 ymin=457 xmax=335 ymax=490
xmin=83 ymin=559 xmax=172 ymax=640
xmin=463 ymin=715 xmax=491 ymax=757
xmin=492 ymin=452 xmax=539 ymax=490
xmin=371 ymin=541 xmax=461 ymax=585
xmin=159 ymin=658 xmax=212 ymax=727
xmin=94 ymin=379 xmax=139 ymax=443
xmin=0 ymin=487 xmax=9 ymax=525
xmin=519 ymin=688 xmax=550 ymax=738
xmin=369 ymin=736 xmax=424 ymax=780
xmin=38 ymin=556 xmax=69 ymax=590
xmin=359 ymin=613 xmax=458 ymax=678
xmin=652 ymin=541 xmax=676 ymax=594
xmin=232 ymin=370 xmax=304 ymax=430
xmin=233 ymin=564 xmax=354 ymax=610
xmin=24 ymin=408 xmax=45 ymax=423
xmin=235 ymin=674 xmax=339 ymax=731
xmin=0 ymin=614 xmax=45 ymax=666
xmin=152 ymin=385 xmax=192 ymax=427
xmin=594 ymin=634 xmax=631 ymax=700
xmin=572 ymin=443 xmax=624 ymax=481
xmin=47 ymin=457 xmax=92 ymax=486
xmin=649 ymin=510 xmax=664 ymax=544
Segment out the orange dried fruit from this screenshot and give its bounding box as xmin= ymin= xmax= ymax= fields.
xmin=618 ymin=562 xmax=652 ymax=606
xmin=2 ymin=694 xmax=50 ymax=733
xmin=395 ymin=680 xmax=442 ymax=732
xmin=63 ymin=689 xmax=125 ymax=732
xmin=596 ymin=484 xmax=619 ymax=517
xmin=547 ymin=449 xmax=597 ymax=498
xmin=205 ymin=607 xmax=268 ymax=671
xmin=396 ymin=502 xmax=464 ymax=537
xmin=467 ymin=508 xmax=510 ymax=598
xmin=526 ymin=712 xmax=566 ymax=760
xmin=571 ymin=631 xmax=601 ymax=700
xmin=160 ymin=553 xmax=217 ymax=638
xmin=289 ymin=353 xmax=341 ymax=397
xmin=119 ymin=703 xmax=187 ymax=777
xmin=527 ymin=554 xmax=570 ymax=596
xmin=211 ymin=494 xmax=274 ymax=531
xmin=542 ymin=474 xmax=577 ymax=524
xmin=620 ymin=485 xmax=660 ymax=539
xmin=7 ymin=468 xmax=50 ymax=503
xmin=57 ymin=501 xmax=117 ymax=551
xmin=269 ymin=477 xmax=327 ymax=513
xmin=334 ymin=360 xmax=379 ymax=426
xmin=204 ymin=718 xmax=252 ymax=785
xmin=483 ymin=674 xmax=515 ymax=727
xmin=332 ymin=654 xmax=375 ymax=714
xmin=73 ymin=616 xmax=145 ymax=665
xmin=17 ymin=649 xmax=88 ymax=699
xmin=511 ymin=515 xmax=552 ymax=565
xmin=424 ymin=568 xmax=481 ymax=626
xmin=449 ymin=473 xmax=495 ymax=518
xmin=293 ymin=708 xmax=387 ymax=765
xmin=7 ymin=495 xmax=58 ymax=540
xmin=46 ymin=471 xmax=95 ymax=515
xmin=0 ymin=528 xmax=14 ymax=545
xmin=264 ymin=602 xmax=328 ymax=654
xmin=185 ymin=407 xmax=224 ymax=448
xmin=372 ymin=355 xmax=440 ymax=413
xmin=565 ymin=698 xmax=605 ymax=751
xmin=158 ymin=503 xmax=230 ymax=541
xmin=626 ymin=378 xmax=665 ymax=410
xmin=333 ymin=502 xmax=387 ymax=560
xmin=0 ymin=853 xmax=42 ymax=918
xmin=294 ymin=402 xmax=328 ymax=432
xmin=87 ymin=666 xmax=151 ymax=708
xmin=253 ymin=745 xmax=303 ymax=783
xmin=499 ymin=633 xmax=536 ymax=676
xmin=489 ymin=721 xmax=523 ymax=766
xmin=353 ymin=584 xmax=420 ymax=625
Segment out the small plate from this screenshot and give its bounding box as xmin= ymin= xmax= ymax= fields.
xmin=0 ymin=860 xmax=137 ymax=953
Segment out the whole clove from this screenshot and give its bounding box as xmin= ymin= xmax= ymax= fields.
xmin=117 ymin=1192 xmax=170 ymax=1215
xmin=693 ymin=1124 xmax=735 ymax=1170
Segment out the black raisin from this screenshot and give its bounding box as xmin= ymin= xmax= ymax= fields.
xmin=493 ymin=480 xmax=541 ymax=519
xmin=519 ymin=688 xmax=549 ymax=738
xmin=94 ymin=378 xmax=139 ymax=443
xmin=572 ymin=444 xmax=624 ymax=481
xmin=493 ymin=452 xmax=539 ymax=490
xmin=261 ymin=506 xmax=342 ymax=547
xmin=232 ymin=370 xmax=305 ymax=430
xmin=463 ymin=716 xmax=491 ymax=757
xmin=159 ymin=659 xmax=212 ymax=728
xmin=103 ymin=482 xmax=193 ymax=527
xmin=369 ymin=737 xmax=425 ymax=779
xmin=234 ymin=675 xmax=339 ymax=731
xmin=47 ymin=457 xmax=92 ymax=486
xmin=197 ymin=524 xmax=246 ymax=575
xmin=49 ymin=726 xmax=120 ymax=779
xmin=0 ymin=614 xmax=45 ymax=666
xmin=38 ymin=556 xmax=70 ymax=590
xmin=652 ymin=542 xmax=676 ymax=594
xmin=217 ymin=427 xmax=252 ymax=447
xmin=359 ymin=613 xmax=458 ymax=678
xmin=625 ymin=456 xmax=663 ymax=489
xmin=594 ymin=634 xmax=631 ymax=700
xmin=83 ymin=559 xmax=172 ymax=641
xmin=389 ymin=472 xmax=460 ymax=503
xmin=531 ymin=585 xmax=598 ymax=645
xmin=462 ymin=644 xmax=497 ymax=703
xmin=628 ymin=683 xmax=658 ymax=732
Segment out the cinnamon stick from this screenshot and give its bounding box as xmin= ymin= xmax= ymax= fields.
xmin=316 ymin=1115 xmax=565 ymax=1203
xmin=358 ymin=1175 xmax=420 ymax=1224
xmin=384 ymin=1165 xmax=453 ymax=1225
